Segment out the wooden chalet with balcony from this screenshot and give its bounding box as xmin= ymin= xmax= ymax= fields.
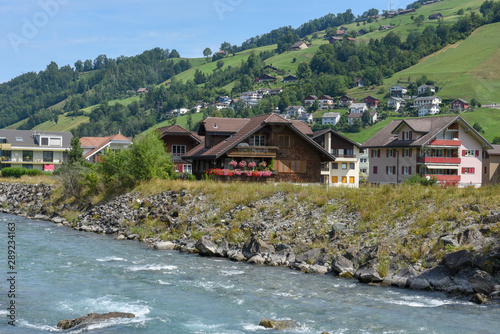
xmin=158 ymin=124 xmax=203 ymax=174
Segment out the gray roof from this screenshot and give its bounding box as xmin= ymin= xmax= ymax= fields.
xmin=361 ymin=116 xmax=493 ymax=149
xmin=0 ymin=129 xmax=73 ymax=149
xmin=322 ymin=112 xmax=340 ymax=118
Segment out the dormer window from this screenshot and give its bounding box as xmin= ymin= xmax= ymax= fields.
xmin=249 ymin=135 xmax=265 ymax=146
xmin=15 ymin=137 xmax=23 ymax=141
xmin=39 ymin=136 xmax=62 ymax=147
xmin=403 ymin=131 xmax=412 ymax=140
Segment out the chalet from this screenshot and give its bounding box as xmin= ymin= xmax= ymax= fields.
xmin=387 ymin=97 xmax=406 ymax=111
xmin=361 ymin=115 xmax=493 ymax=187
xmin=264 ymin=65 xmax=278 ymax=72
xmin=290 ymin=41 xmax=308 ymax=51
xmin=284 ymin=106 xmax=306 ymax=118
xmin=269 ymin=88 xmax=283 ymax=96
xmin=321 ymin=112 xmax=341 ymax=126
xmin=257 ymin=74 xmax=277 ymax=82
xmin=390 ymin=84 xmax=408 ymax=97
xmin=313 ymin=129 xmax=361 ymax=187
xmin=282 ymin=75 xmax=298 ymax=83
xmin=329 ymin=36 xmax=343 ymax=44
xmin=380 ymin=25 xmax=395 ymax=30
xmin=304 ymin=95 xmax=318 ymax=107
xmin=183 ymin=114 xmax=335 ymax=182
xmin=348 ymin=111 xmax=377 ymax=125
xmin=483 ymin=145 xmax=500 ymax=186
xmin=335 ymin=30 xmax=346 ymax=36
xmin=136 ymin=88 xmax=148 ymax=94
xmin=364 ymin=96 xmax=379 ymax=108
xmin=418 ymin=84 xmax=436 ymax=95
xmin=398 ymin=9 xmax=415 ymax=15
xmin=338 ymin=95 xmax=355 ymax=107
xmin=349 ymin=103 xmax=368 ymax=114
xmin=0 ymin=129 xmax=72 ymax=172
xmin=158 ymin=124 xmax=203 ymax=174
xmin=355 ymin=77 xmax=365 ymax=87
xmin=318 ymin=95 xmax=335 ymax=110
xmin=429 ymin=13 xmax=443 ymax=20
xmin=339 ymin=26 xmax=349 ymax=31
xmin=80 ymin=133 xmax=131 ymax=163
xmin=451 ymin=98 xmax=470 ymax=111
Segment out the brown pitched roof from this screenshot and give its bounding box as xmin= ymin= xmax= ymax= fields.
xmin=184 ymin=114 xmax=334 ymax=160
xmin=488 ymin=145 xmax=500 ymax=155
xmin=312 ymin=129 xmax=360 ymax=147
xmin=158 ymin=124 xmax=203 ymax=144
xmin=199 ymin=117 xmax=250 ymax=135
xmin=361 ymin=116 xmax=493 ymax=149
xmin=81 ymin=134 xmax=131 ymax=159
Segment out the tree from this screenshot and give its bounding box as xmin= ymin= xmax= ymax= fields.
xmin=67 ymin=136 xmax=83 ymax=164
xmin=492 ymin=136 xmax=500 ymax=144
xmin=296 ymin=62 xmax=311 ymax=80
xmin=473 ymin=122 xmax=485 ymax=134
xmin=220 ymin=41 xmax=231 ymax=52
xmin=361 ymin=109 xmax=371 ymax=126
xmin=217 ymin=59 xmax=224 ymax=69
xmin=169 ymin=49 xmax=180 ymax=58
xmin=414 ymin=15 xmax=425 ymax=27
xmin=203 ymin=47 xmax=213 ymax=60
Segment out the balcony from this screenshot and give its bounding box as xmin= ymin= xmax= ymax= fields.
xmin=417 ymin=157 xmax=461 ymax=164
xmin=331 ymin=154 xmax=357 ymax=160
xmin=227 ymin=146 xmax=278 ymax=158
xmin=428 ymin=139 xmax=461 ymax=147
xmin=425 ymin=175 xmax=461 ymax=182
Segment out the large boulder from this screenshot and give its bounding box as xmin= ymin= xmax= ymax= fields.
xmin=195 ymin=236 xmax=218 ymax=256
xmin=153 ymin=241 xmax=176 ymax=250
xmin=469 ymin=269 xmax=496 ymax=295
xmin=295 ymin=248 xmax=323 ymax=264
xmin=384 ymin=265 xmax=417 ymax=288
xmin=57 ymin=312 xmax=135 ymax=330
xmin=242 ymin=236 xmax=274 ymax=259
xmin=331 ymin=255 xmax=355 ymax=277
xmin=355 ymin=261 xmax=383 ymax=283
xmin=259 ymin=318 xmax=296 ymax=330
xmin=442 ymin=250 xmax=472 ymax=273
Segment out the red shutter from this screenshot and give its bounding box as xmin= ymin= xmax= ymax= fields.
xmin=475 ymin=150 xmax=479 ymax=157
xmin=462 ymin=150 xmax=466 ymax=157
xmin=373 ymin=166 xmax=378 ymax=174
xmin=386 ymin=166 xmax=389 ymax=174
xmin=409 ymin=148 xmax=412 ymax=157
xmin=178 ymin=164 xmax=183 ymax=173
xmin=462 ymin=167 xmax=466 ymax=174
xmin=471 ymin=167 xmax=475 ymax=174
xmin=409 ymin=132 xmax=413 ymax=140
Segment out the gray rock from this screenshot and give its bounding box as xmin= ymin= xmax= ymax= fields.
xmin=470 ymin=293 xmax=489 ymax=304
xmin=439 ymin=235 xmax=458 ymax=247
xmin=154 ymin=241 xmax=176 ymax=250
xmin=295 ymin=248 xmax=323 ymax=264
xmin=247 ymin=254 xmax=266 ymax=265
xmin=442 ymin=250 xmax=471 ymax=273
xmin=421 ymin=266 xmax=452 ymax=291
xmin=57 ymin=312 xmax=135 ymax=329
xmin=409 ymin=277 xmax=431 ymax=290
xmin=242 ymin=236 xmax=274 ymax=259
xmin=228 ymin=249 xmax=246 ymax=261
xmin=259 ymin=318 xmax=296 ymax=330
xmin=215 ymin=240 xmax=229 ymax=257
xmin=308 ymin=264 xmax=329 ymax=274
xmin=195 ymin=236 xmax=218 ymax=256
xmin=385 ymin=265 xmax=417 ymax=288
xmin=355 ymin=261 xmax=383 ymax=283
xmin=331 ymin=255 xmax=355 ymax=276
xmin=469 ymin=269 xmax=496 ymax=295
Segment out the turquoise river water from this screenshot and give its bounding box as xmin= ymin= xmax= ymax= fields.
xmin=1 ymin=213 xmax=499 ymax=333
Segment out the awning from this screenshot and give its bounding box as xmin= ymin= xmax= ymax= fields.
xmin=426 ymin=165 xmax=459 ymax=170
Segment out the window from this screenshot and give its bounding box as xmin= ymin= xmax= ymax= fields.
xmin=172 ymin=145 xmax=186 ymax=156
xmin=43 ymin=151 xmax=53 ymax=163
xmin=402 ymin=166 xmax=412 ymax=175
xmin=462 ymin=167 xmax=475 ymax=174
xmin=387 ymin=149 xmax=395 ymax=158
xmin=373 ymin=166 xmax=378 ymax=174
xmin=41 ymin=137 xmax=49 ymax=146
xmin=332 ymin=163 xmax=338 ymax=169
xmin=402 ymin=148 xmax=412 ymax=158
xmin=15 ymin=137 xmax=23 ymax=142
xmin=276 ymin=160 xmax=306 ymax=174
xmin=183 ymin=164 xmax=192 ymax=174
xmin=387 ymin=166 xmax=396 ymax=175
xmin=349 ymin=176 xmax=355 ymax=184
xmin=0 ymin=138 xmax=6 ymax=143
xmin=349 ymin=163 xmax=355 ymax=169
xmin=361 ymin=168 xmax=367 ymax=174
xmin=345 ymin=149 xmax=353 ymax=156
xmin=360 ymin=158 xmax=368 ymax=164
xmin=50 ymin=137 xmax=62 ymax=146
xmin=23 ymin=151 xmax=33 ymax=162
xmin=332 ymin=176 xmax=338 ymax=183
xmin=342 ymin=163 xmax=347 ymax=170
xmin=278 ymin=135 xmax=290 ymax=147
xmin=249 ymin=135 xmax=265 ymax=146
xmin=371 ymin=149 xmax=380 ymax=158
xmin=463 ymin=149 xmax=479 ymax=157
xmin=331 ymin=149 xmax=339 ymax=156
xmin=403 ymin=131 xmax=413 ymax=140
xmin=342 ymin=176 xmax=347 ymax=183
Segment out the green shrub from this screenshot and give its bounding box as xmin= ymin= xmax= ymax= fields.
xmin=405 ymin=174 xmax=437 ymax=186
xmin=1 ymin=167 xmax=44 ymax=178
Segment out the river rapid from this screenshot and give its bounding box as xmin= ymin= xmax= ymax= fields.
xmin=1 ymin=213 xmax=498 ymax=334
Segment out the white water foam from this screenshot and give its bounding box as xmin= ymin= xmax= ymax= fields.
xmin=158 ymin=279 xmax=171 ymax=285
xmin=375 ymin=293 xmax=469 ymax=308
xmin=128 ymin=264 xmax=177 ymax=272
xmin=220 ymin=269 xmax=245 ymax=276
xmin=16 ymin=320 xmax=61 ymax=332
xmin=96 ymin=256 xmax=128 ymax=262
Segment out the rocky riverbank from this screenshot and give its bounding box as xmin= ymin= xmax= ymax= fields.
xmin=1 ymin=182 xmax=499 ymax=303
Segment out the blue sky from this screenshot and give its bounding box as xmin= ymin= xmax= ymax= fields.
xmin=0 ymin=0 xmax=412 ymax=83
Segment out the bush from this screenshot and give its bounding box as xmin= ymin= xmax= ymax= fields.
xmin=405 ymin=174 xmax=438 ymax=186
xmin=1 ymin=167 xmax=45 ymax=178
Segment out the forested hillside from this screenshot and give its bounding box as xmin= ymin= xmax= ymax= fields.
xmin=1 ymin=0 xmax=499 ymax=139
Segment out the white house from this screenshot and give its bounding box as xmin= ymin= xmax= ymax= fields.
xmin=318 ymin=95 xmax=335 ymax=110
xmin=417 ymin=104 xmax=441 ymax=117
xmin=285 ymin=106 xmax=306 ymax=118
xmin=418 ymin=84 xmax=436 ymax=96
xmin=390 ymin=84 xmax=408 ymax=97
xmin=348 ymin=111 xmax=377 ymax=125
xmin=387 ymin=97 xmax=406 ymax=111
xmin=413 ymin=96 xmax=442 ymax=107
xmin=349 ymin=103 xmax=368 ymax=114
xmin=321 ymin=112 xmax=341 ymax=125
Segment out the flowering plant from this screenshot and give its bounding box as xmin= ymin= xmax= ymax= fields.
xmin=248 ymin=161 xmax=257 ymax=169
xmin=243 ymin=170 xmax=253 ymax=177
xmin=229 ymin=160 xmax=238 ymax=167
xmin=259 ymin=161 xmax=267 ymax=169
xmin=233 ymin=169 xmax=242 ymax=176
xmin=238 ymin=160 xmax=247 ymax=168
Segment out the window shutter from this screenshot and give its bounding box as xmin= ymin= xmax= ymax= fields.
xmin=409 ymin=148 xmax=412 ymax=157
xmin=386 ymin=166 xmax=389 ymax=174
xmin=475 ymin=150 xmax=479 ymax=157
xmin=386 ymin=149 xmax=389 ymax=158
xmin=371 ymin=150 xmax=374 ymax=158
xmin=373 ymin=166 xmax=377 ymax=174
xmin=393 ymin=166 xmax=396 ymax=174
xmin=471 ymin=167 xmax=475 ymax=174
xmin=462 ymin=150 xmax=466 ymax=157
xmin=462 ymin=167 xmax=466 ymax=174
xmin=178 ymin=164 xmax=183 ymax=173
xmin=409 ymin=132 xmax=413 ymax=140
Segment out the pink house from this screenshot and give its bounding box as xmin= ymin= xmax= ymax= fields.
xmin=361 ymin=116 xmax=493 ymax=187
xmin=364 ymin=96 xmax=379 ymax=108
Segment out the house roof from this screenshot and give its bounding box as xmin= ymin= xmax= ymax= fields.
xmin=198 ymin=117 xmax=250 ymax=135
xmin=158 ymin=124 xmax=204 ymax=143
xmin=304 ymin=95 xmax=318 ymax=100
xmin=318 ymin=95 xmax=334 ymax=100
xmin=452 ymin=98 xmax=469 ymax=104
xmin=489 ymin=145 xmax=500 ymax=155
xmin=0 ymin=129 xmax=73 ymax=149
xmin=322 ymin=112 xmax=341 ymax=118
xmin=350 ymin=103 xmax=367 ymax=109
xmin=312 ymin=129 xmax=360 ymax=148
xmin=81 ymin=133 xmax=130 ymax=159
xmin=364 ymin=95 xmax=379 ymax=101
xmin=290 ymin=41 xmax=307 ymax=48
xmin=415 ymin=96 xmax=441 ymax=102
xmin=361 ymin=115 xmax=493 ymax=149
xmin=339 ymin=95 xmax=354 ymax=100
xmin=184 ymin=114 xmax=333 ymax=160
xmin=348 ymin=111 xmax=376 ymax=118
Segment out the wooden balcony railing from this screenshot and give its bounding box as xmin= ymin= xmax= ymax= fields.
xmin=417 ymin=157 xmax=461 ymax=164
xmin=227 ymin=146 xmax=278 ymax=158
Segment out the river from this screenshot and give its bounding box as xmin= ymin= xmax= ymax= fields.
xmin=1 ymin=213 xmax=498 ymax=333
